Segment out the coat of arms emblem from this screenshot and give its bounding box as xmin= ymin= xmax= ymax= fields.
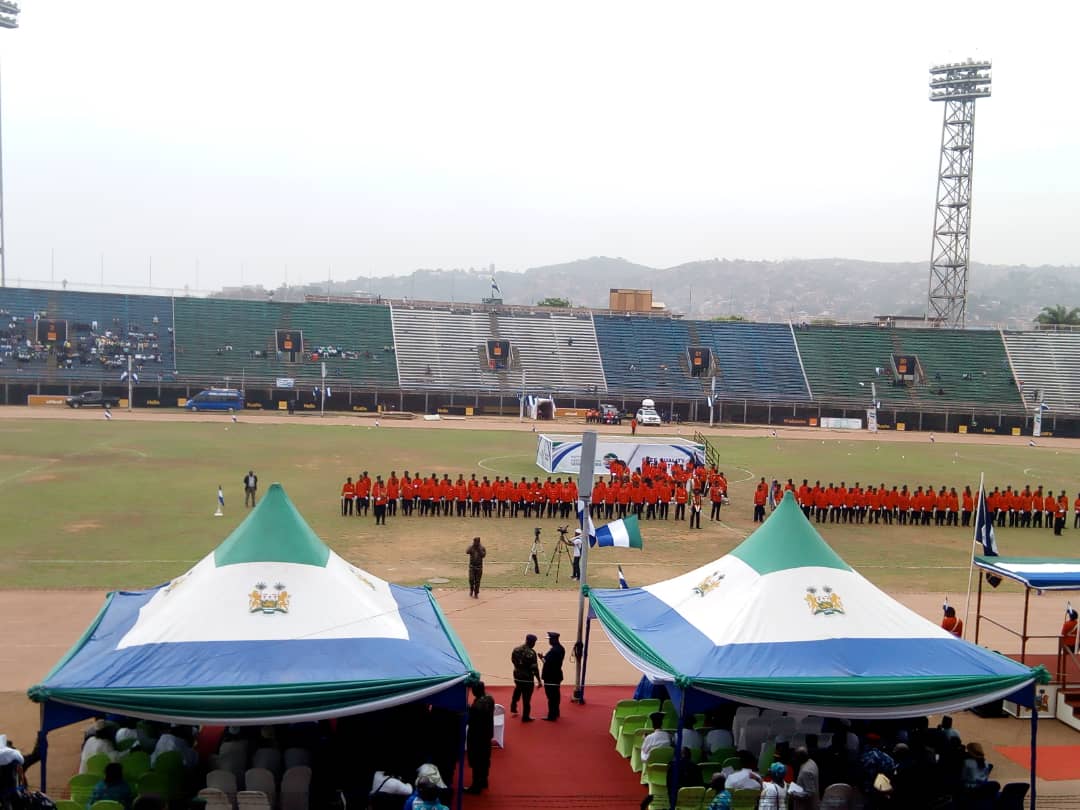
xmin=249 ymin=582 xmax=290 ymax=614
xmin=805 ymin=586 xmax=844 ymax=616
xmin=693 ymin=571 xmax=725 ymax=597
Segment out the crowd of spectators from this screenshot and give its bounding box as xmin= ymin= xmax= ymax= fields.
xmin=0 ymin=309 xmax=166 ymax=375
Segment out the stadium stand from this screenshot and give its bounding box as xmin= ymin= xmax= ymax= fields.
xmin=693 ymin=321 xmax=810 ymax=400
xmin=172 ymin=298 xmax=397 ymax=385
xmin=391 ymin=306 xmax=605 ymax=392
xmin=1003 ymin=330 xmax=1080 ymax=413
xmin=593 ymin=316 xmax=810 ymax=400
xmin=794 ymin=326 xmax=1024 ymax=409
xmin=0 ymin=287 xmax=174 ymax=381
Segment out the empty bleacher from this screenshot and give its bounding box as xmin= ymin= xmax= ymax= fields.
xmin=173 ymin=298 xmax=397 ymax=386
xmin=795 ymin=326 xmax=1024 ymax=409
xmin=0 ymin=287 xmax=174 ymax=381
xmin=593 ymin=316 xmax=810 ymax=400
xmin=391 ymin=306 xmax=605 ymax=392
xmin=1003 ymin=330 xmax=1080 ymax=413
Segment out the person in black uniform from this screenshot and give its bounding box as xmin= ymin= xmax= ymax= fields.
xmin=510 ymin=634 xmax=542 ymax=722
xmin=465 ymin=681 xmax=495 ymax=793
xmin=540 ymin=631 xmax=566 ymax=721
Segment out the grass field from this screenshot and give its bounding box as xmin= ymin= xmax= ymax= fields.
xmin=1 ymin=414 xmax=1077 ymax=593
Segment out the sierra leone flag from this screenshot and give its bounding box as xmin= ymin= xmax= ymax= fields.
xmin=592 ymin=514 xmax=643 ymax=549
xmin=618 ymin=565 xmax=629 ymax=589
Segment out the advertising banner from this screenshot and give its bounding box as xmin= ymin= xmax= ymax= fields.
xmin=536 ymin=435 xmax=704 ymax=475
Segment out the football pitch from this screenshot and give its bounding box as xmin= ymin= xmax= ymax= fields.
xmin=0 ymin=412 xmax=1077 ymax=594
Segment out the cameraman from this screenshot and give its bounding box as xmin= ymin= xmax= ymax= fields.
xmin=570 ymin=528 xmax=583 ymax=581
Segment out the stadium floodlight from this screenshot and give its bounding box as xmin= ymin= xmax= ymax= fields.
xmin=925 ymin=59 xmax=992 ymax=328
xmin=0 ymin=0 xmax=18 ymax=287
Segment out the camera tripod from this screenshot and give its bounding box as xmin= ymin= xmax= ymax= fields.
xmin=546 ymin=525 xmax=575 ymax=583
xmin=523 ymin=534 xmax=543 ymax=575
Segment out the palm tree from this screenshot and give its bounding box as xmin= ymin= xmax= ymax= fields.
xmin=1035 ymin=305 xmax=1080 ymax=326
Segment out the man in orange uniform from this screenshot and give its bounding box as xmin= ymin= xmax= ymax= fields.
xmin=1074 ymin=492 xmax=1080 ymax=530
xmin=439 ymin=474 xmax=454 ymax=516
xmin=657 ymin=477 xmax=672 ymax=521
xmin=1058 ymin=608 xmax=1078 ymax=682
xmin=1032 ymin=487 xmax=1045 ymax=529
xmin=419 ymin=474 xmax=436 ymax=517
xmin=386 ymin=471 xmax=400 ymax=517
xmin=340 ymin=476 xmax=355 ymax=516
xmin=1055 ymin=491 xmax=1069 ymax=536
xmin=454 ymin=475 xmax=469 ymax=517
xmin=467 ymin=474 xmax=481 ymax=518
xmin=616 ymin=478 xmax=631 ymax=518
xmin=1044 ymin=490 xmax=1057 ymax=533
xmin=400 ymin=471 xmax=414 ymax=516
xmin=673 ymin=479 xmax=688 ymax=521
xmin=409 ymin=472 xmax=423 ymax=516
xmin=372 ymin=475 xmax=389 ymax=525
xmin=752 ymin=479 xmax=767 ymax=523
xmin=941 ymin=605 xmax=963 ymax=638
xmin=709 ymin=479 xmax=724 ymax=522
xmin=591 ymin=478 xmax=607 ymax=520
xmin=961 ymin=486 xmax=974 ymax=528
xmin=356 ymin=472 xmax=371 ymax=517
xmin=479 ymin=476 xmax=495 ymax=518
xmin=797 ymin=479 xmax=812 ymax=519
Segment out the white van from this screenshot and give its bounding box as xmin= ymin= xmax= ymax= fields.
xmin=635 ymin=398 xmax=662 ymax=426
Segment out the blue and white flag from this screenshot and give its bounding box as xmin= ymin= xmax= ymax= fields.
xmin=491 ymin=275 xmax=501 ymax=295
xmin=217 ymin=486 xmax=225 ymax=507
xmin=974 ymin=487 xmax=997 ymax=556
xmin=121 ymin=371 xmax=138 ymax=383
xmin=618 ymin=565 xmax=629 ymax=589
xmin=592 ymin=514 xmax=643 ymax=549
xmin=576 ymin=500 xmax=596 ymax=542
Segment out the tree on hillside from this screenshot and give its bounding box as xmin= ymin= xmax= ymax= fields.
xmin=1035 ymin=305 xmax=1080 ymax=326
xmin=537 ymin=297 xmax=570 ymax=308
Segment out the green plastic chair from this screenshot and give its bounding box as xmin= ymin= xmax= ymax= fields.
xmin=617 ymin=715 xmax=648 ymax=757
xmin=674 ymin=786 xmax=706 ymax=810
xmin=689 ymin=747 xmax=704 ymax=764
xmin=609 ymin=699 xmax=641 ymax=739
xmin=121 ymin=750 xmax=151 ymax=783
xmin=722 ymin=756 xmax=741 ymax=771
xmin=641 ymin=746 xmax=675 ymax=784
xmin=731 ymin=788 xmax=760 ymax=809
xmin=697 ymin=761 xmax=721 ymax=780
xmin=153 ymin=750 xmax=185 ymax=776
xmin=85 ymin=753 xmax=112 ymax=776
xmin=711 ymin=747 xmax=738 ymax=765
xmin=68 ymin=773 xmax=100 ymax=806
xmin=54 ymin=801 xmax=82 ymax=810
xmin=629 ymin=729 xmax=652 ymax=773
xmin=134 ymin=770 xmax=169 ymax=798
xmin=636 ymin=698 xmax=661 ymax=715
xmin=648 ymin=773 xmax=672 ymax=810
xmin=692 ymin=713 xmax=707 ymax=729
xmin=90 ymin=802 xmax=126 ymax=810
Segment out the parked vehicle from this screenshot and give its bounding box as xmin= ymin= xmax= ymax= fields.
xmin=635 ymin=398 xmax=662 ymax=426
xmin=65 ymin=391 xmax=120 ymax=409
xmin=185 ymin=388 xmax=245 ymax=411
xmin=598 ymin=403 xmax=622 ymax=425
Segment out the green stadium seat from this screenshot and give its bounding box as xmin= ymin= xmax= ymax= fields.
xmin=674 ymin=786 xmax=707 ymax=810
xmin=85 ymin=752 xmax=112 ymax=775
xmin=68 ymin=773 xmax=99 ymax=805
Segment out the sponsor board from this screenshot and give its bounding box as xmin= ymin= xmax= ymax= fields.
xmin=536 ymin=435 xmax=704 ymax=475
xmin=820 ymin=417 xmax=862 ymax=430
xmin=27 ymin=395 xmax=66 ymax=407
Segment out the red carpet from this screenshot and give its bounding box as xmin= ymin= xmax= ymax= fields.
xmin=464 ymin=685 xmax=645 ymax=808
xmin=995 ymin=745 xmax=1080 ymax=781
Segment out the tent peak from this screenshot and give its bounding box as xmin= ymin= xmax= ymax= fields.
xmin=215 ymin=483 xmax=330 ymax=567
xmin=729 ymin=490 xmax=850 ymax=575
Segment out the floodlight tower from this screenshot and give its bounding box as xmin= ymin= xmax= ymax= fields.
xmin=0 ymin=1 xmax=19 ymax=288
xmin=926 ymin=59 xmax=991 ymax=328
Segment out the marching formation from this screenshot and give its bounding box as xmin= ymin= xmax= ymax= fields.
xmin=764 ymin=479 xmax=1079 ymax=535
xmin=337 ymin=458 xmax=733 ymax=529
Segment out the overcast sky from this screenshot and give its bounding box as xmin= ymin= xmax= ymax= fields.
xmin=2 ymin=0 xmax=1078 ymax=291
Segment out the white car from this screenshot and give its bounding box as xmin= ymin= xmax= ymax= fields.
xmin=635 ymin=400 xmax=662 ymax=426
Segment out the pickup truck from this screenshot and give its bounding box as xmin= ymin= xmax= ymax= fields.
xmin=65 ymin=391 xmax=120 ymax=409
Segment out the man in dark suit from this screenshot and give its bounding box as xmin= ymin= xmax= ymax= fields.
xmin=540 ymin=631 xmax=566 ymax=721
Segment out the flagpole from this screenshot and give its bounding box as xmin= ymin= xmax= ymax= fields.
xmin=572 ymin=430 xmax=598 ymax=704
xmin=962 ymin=471 xmax=985 ymax=639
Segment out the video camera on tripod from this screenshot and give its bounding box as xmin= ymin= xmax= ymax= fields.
xmin=556 ymin=525 xmax=572 ymax=546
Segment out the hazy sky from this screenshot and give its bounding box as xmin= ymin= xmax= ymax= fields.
xmin=3 ymin=0 xmax=1078 ymax=291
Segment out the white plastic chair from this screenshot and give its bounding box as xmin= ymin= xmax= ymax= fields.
xmin=821 ymin=783 xmax=853 ymax=809
xmin=759 ymin=708 xmax=782 ymax=724
xmin=244 ymin=768 xmax=277 ymax=809
xmin=798 ymin=715 xmax=824 ymax=734
xmin=739 ymin=718 xmax=770 ymax=757
xmin=237 ymin=791 xmax=272 ymax=810
xmin=198 ymin=787 xmax=235 ymax=810
xmin=207 ymin=769 xmax=239 ymax=800
xmin=253 ymin=748 xmax=283 ymax=777
xmin=283 ymin=747 xmax=311 ymax=770
xmin=220 ymin=739 xmax=250 ymax=763
xmin=731 ymin=706 xmax=760 ymax=748
xmin=280 ymin=765 xmax=311 ymax=810
xmin=215 ymin=751 xmax=247 ymax=788
xmin=493 ymin=703 xmax=506 ymax=749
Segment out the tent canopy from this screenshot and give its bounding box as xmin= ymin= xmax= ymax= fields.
xmin=30 ymin=483 xmax=475 ymax=728
xmin=589 ymin=491 xmax=1036 ymax=719
xmin=974 ymin=556 xmax=1080 ymax=591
